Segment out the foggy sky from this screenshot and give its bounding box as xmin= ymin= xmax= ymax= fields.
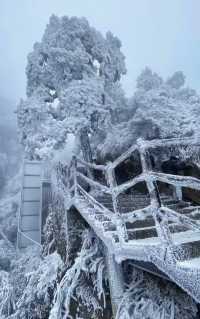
xmin=1 ymin=0 xmax=200 ymax=102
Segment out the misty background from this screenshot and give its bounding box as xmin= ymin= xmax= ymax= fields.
xmin=0 ymin=0 xmax=200 ymax=189
xmin=1 ymin=0 xmax=200 ymax=101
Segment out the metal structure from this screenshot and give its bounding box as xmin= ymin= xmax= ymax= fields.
xmin=18 ymin=137 xmax=200 ymax=310
xmin=54 ymin=137 xmax=200 ymax=306
xmin=17 ymin=161 xmax=51 ymax=248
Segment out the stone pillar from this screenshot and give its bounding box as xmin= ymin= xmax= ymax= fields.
xmin=105 ymin=247 xmax=124 ymax=317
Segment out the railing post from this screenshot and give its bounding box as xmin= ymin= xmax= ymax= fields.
xmin=106 ymin=163 xmax=128 ymax=242
xmin=137 ymin=138 xmax=176 ymax=263
xmin=104 ymin=246 xmax=124 ymax=317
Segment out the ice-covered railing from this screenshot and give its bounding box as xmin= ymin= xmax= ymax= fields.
xmin=54 ymin=137 xmax=200 ymax=261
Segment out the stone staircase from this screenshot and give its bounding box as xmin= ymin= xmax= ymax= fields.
xmin=65 ymin=136 xmax=200 ymax=303
xmin=74 ymin=190 xmax=200 ymax=267
xmin=93 ymin=193 xmax=197 ymax=241
xmin=74 ymin=196 xmax=121 ymax=245
xmin=73 ymin=192 xmax=200 ymax=302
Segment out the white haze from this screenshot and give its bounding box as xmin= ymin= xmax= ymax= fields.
xmin=0 ymin=0 xmax=200 ymax=101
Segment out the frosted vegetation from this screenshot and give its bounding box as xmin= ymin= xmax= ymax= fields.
xmin=0 ymin=97 xmax=20 ymax=194
xmin=0 ymin=14 xmax=200 ymax=318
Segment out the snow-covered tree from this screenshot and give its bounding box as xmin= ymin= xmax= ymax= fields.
xmin=166 ymin=71 xmax=185 ymax=89
xmin=49 ymin=229 xmax=109 ymax=319
xmin=117 ymin=265 xmax=198 ymax=319
xmin=0 ymin=97 xmax=20 ymax=187
xmin=12 ymin=14 xmax=200 ymax=319
xmin=42 ymin=194 xmax=68 ymax=261
xmin=18 ymin=15 xmax=126 ymax=160
xmin=98 ymin=69 xmax=200 ymax=160
xmin=26 ymin=16 xmax=126 ymax=97
xmin=136 ymin=67 xmax=163 ymax=91
xmin=10 ymin=250 xmax=63 ymax=319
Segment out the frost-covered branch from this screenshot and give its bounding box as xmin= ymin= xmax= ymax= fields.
xmin=0 ymin=271 xmax=15 ymax=318
xmin=50 ymin=230 xmax=107 ymax=319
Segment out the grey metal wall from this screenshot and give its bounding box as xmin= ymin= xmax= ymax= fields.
xmin=17 ymin=161 xmax=52 ymax=249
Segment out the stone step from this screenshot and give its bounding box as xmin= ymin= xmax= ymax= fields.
xmin=97 ymin=193 xmax=148 ymax=198
xmin=100 ymin=203 xmax=178 ymax=211
xmin=96 ymin=194 xmax=171 ymax=200
xmin=162 ymin=199 xmax=179 ymax=206
xmin=95 ymin=196 xmax=149 ymax=203
xmin=166 ymin=203 xmax=197 ymax=215
xmin=182 ymin=206 xmax=200 ymax=214
xmin=169 ymin=224 xmax=188 ymax=234
xmin=127 ymin=223 xmax=188 ymax=241
xmin=95 ymin=214 xmax=110 ymax=222
xmin=169 ymin=200 xmax=190 ymax=206
xmin=185 ymin=213 xmax=200 ymax=221
xmin=128 ymin=227 xmax=158 ymax=240
xmin=96 ymin=196 xmax=179 ymax=208
xmin=99 ymin=200 xmax=150 ymax=206
xmin=165 ymin=203 xmax=187 ymax=211
xmin=126 ymin=219 xmax=155 ymax=229
xmin=126 ymin=217 xmax=179 ymax=230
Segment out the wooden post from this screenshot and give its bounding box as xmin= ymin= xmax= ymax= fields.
xmin=104 ymin=246 xmax=124 ymax=317
xmin=106 ymin=164 xmax=128 ymax=242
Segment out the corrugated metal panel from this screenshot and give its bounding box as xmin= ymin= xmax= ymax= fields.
xmin=21 ymin=215 xmax=40 ymax=231
xmin=23 ymin=188 xmax=41 ymax=201
xmin=18 ymin=161 xmax=51 ymax=249
xmin=24 ymin=162 xmax=42 ymax=175
xmin=23 ymin=175 xmax=40 ymax=188
xmin=18 ymin=161 xmax=42 ymax=248
xmin=22 ymin=201 xmax=40 ymax=216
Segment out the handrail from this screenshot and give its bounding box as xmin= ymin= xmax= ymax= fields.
xmin=112 ymin=145 xmax=138 ymax=169
xmin=127 ymin=221 xmax=181 ymax=234
xmin=142 ymin=137 xmax=200 ymax=150
xmin=112 ymin=137 xmax=200 ymax=169
xmin=54 ymin=136 xmax=200 ymax=252
xmin=122 ymin=206 xmax=152 ymax=222
xmin=112 ymin=171 xmax=200 ymax=200
xmin=160 ymin=206 xmax=200 ymax=231
xmin=76 ymin=184 xmax=114 ymax=219
xmin=114 ymin=173 xmax=146 ymax=196
xmin=150 ymin=172 xmax=200 ymax=191
xmin=76 ymin=157 xmax=106 ymax=171
xmin=77 ymin=172 xmax=111 ymax=194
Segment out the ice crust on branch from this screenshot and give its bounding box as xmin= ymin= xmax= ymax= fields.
xmin=50 ymin=230 xmax=107 ymax=319
xmin=116 ymin=266 xmax=198 ymax=319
